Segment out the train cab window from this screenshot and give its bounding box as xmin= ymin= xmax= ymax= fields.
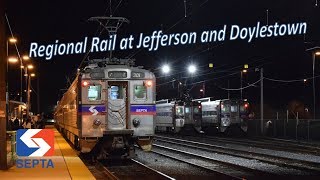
xmin=231 ymin=105 xmax=238 ymax=112
xmin=221 ymin=104 xmax=230 ymax=113
xmin=88 ymin=85 xmax=101 ymax=101
xmin=134 ymin=85 xmax=147 ymax=99
xmin=240 ymin=106 xmax=248 ymax=113
xmin=176 ymin=106 xmax=184 ymax=116
xmin=110 ymin=86 xmax=123 ymax=100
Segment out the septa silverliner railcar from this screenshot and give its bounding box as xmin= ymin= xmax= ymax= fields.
xmin=155 ymin=99 xmax=202 ymax=133
xmin=54 ymin=59 xmax=156 ymax=159
xmin=193 ymin=97 xmax=250 ymax=133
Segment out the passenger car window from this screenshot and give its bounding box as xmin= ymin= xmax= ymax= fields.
xmin=88 ymin=85 xmax=101 ymax=101
xmin=134 ymin=85 xmax=147 ymax=99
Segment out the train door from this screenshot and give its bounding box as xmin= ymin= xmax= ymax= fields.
xmin=107 ymin=81 xmax=128 ymax=130
xmin=230 ymin=100 xmax=240 ymax=124
xmin=184 ymin=105 xmax=192 ymax=125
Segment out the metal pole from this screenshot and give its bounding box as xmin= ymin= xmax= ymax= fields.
xmin=296 ymin=112 xmax=298 ymax=140
xmin=307 ymin=119 xmax=310 ymax=141
xmin=285 ymin=110 xmax=288 ymax=137
xmin=27 ymin=75 xmax=31 ymax=119
xmin=0 ymin=0 xmax=8 ymax=169
xmin=313 ymin=53 xmax=316 ymax=120
xmin=6 ymin=40 xmax=9 ymax=130
xmin=228 ymin=80 xmax=230 ymax=99
xmin=260 ymin=68 xmax=264 ymax=135
xmin=20 ymin=57 xmax=22 ymax=102
xmin=25 ymin=68 xmax=28 ymax=119
xmin=37 ymin=67 xmax=40 ymax=114
xmin=240 ymin=71 xmax=243 ymax=100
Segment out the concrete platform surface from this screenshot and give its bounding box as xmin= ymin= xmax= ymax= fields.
xmin=0 ymin=128 xmax=95 ymax=180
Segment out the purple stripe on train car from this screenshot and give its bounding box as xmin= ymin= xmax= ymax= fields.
xmin=130 ymin=105 xmax=156 ymax=115
xmin=78 ymin=105 xmax=106 ymax=115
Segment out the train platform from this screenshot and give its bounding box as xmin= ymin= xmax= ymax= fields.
xmin=0 ymin=126 xmax=95 ymax=180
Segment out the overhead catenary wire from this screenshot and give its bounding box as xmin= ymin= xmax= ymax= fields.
xmin=216 ymin=79 xmax=261 ymax=91
xmin=264 ymin=74 xmax=320 ymax=83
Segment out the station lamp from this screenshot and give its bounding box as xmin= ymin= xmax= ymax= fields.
xmin=162 ymin=64 xmax=170 ymax=74
xmin=27 ymin=64 xmax=34 ymax=69
xmin=8 ymin=57 xmax=18 ymax=63
xmin=188 ymin=64 xmax=196 ymax=74
xmin=8 ymin=37 xmax=17 ymax=44
xmin=22 ymin=55 xmax=30 ymax=61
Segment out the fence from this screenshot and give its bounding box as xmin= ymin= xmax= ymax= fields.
xmin=247 ymin=119 xmax=320 ymax=140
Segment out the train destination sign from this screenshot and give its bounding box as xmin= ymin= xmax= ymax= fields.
xmin=29 ymin=21 xmax=307 ymax=60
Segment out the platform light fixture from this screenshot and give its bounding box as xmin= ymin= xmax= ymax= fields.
xmin=162 ymin=64 xmax=170 ymax=74
xmin=188 ymin=64 xmax=196 ymax=74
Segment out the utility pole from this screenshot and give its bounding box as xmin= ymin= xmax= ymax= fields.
xmin=228 ymin=80 xmax=230 ymax=99
xmin=0 ymin=0 xmax=8 ymax=170
xmin=260 ymin=68 xmax=264 ymax=135
xmin=240 ymin=71 xmax=243 ymax=99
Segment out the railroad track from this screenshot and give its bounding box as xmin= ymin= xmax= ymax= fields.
xmin=97 ymin=159 xmax=175 ymax=180
xmin=154 ymin=135 xmax=320 ymax=176
xmin=196 ymin=135 xmax=320 ymax=155
xmin=149 ymin=147 xmax=242 ymax=180
xmin=150 ymin=143 xmax=283 ymax=179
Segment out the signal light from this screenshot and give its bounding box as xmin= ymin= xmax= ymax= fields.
xmin=198 ymin=106 xmax=201 ymax=109
xmin=146 ymin=80 xmax=152 ymax=87
xmin=244 ymin=103 xmax=249 ymax=108
xmin=82 ymin=81 xmax=89 ymax=87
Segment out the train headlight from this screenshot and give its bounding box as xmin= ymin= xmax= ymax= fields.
xmin=82 ymin=81 xmax=89 ymax=87
xmin=133 ymin=118 xmax=140 ymax=127
xmin=221 ymin=118 xmax=231 ymax=126
xmin=93 ymin=119 xmax=102 ymax=126
xmin=145 ymin=80 xmax=152 ymax=87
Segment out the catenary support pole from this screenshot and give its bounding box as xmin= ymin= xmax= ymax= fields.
xmin=0 ymin=0 xmax=8 ymax=170
xmin=260 ymin=68 xmax=264 ymax=135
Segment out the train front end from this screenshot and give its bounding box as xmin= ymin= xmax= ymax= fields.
xmin=77 ymin=62 xmax=155 ymax=158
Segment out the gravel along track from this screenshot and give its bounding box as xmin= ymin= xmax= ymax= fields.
xmin=154 ymin=136 xmax=320 ymax=178
xmin=199 ymin=135 xmax=320 ymax=155
xmin=159 ymin=134 xmax=320 ymax=164
xmin=154 ymin=135 xmax=320 ymax=174
xmin=134 ymin=148 xmax=236 ymax=179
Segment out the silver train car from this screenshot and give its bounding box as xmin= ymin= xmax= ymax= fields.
xmin=155 ymin=99 xmax=202 ymax=133
xmin=193 ymin=97 xmax=250 ymax=133
xmin=54 ymin=59 xmax=156 ymax=159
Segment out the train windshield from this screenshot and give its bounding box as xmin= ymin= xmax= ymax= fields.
xmin=240 ymin=103 xmax=249 ymax=113
xmin=88 ymin=85 xmax=101 ymax=101
xmin=221 ymin=104 xmax=230 ymax=113
xmin=193 ymin=106 xmax=201 ymax=114
xmin=176 ymin=106 xmax=184 ymax=116
xmin=231 ymin=105 xmax=238 ymax=112
xmin=134 ymin=85 xmax=147 ymax=99
xmin=110 ymin=86 xmax=124 ymax=100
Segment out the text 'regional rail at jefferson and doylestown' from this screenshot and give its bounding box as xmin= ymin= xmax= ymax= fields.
xmin=29 ymin=21 xmax=307 ymax=60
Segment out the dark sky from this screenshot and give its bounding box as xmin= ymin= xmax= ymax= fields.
xmin=6 ymin=0 xmax=320 ymax=115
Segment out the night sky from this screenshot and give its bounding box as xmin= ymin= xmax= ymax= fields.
xmin=5 ymin=0 xmax=320 ymax=117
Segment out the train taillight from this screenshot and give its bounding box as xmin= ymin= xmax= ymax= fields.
xmin=82 ymin=81 xmax=89 ymax=87
xmin=244 ymin=103 xmax=249 ymax=108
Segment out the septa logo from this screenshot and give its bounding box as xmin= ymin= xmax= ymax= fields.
xmin=17 ymin=129 xmax=54 ymax=157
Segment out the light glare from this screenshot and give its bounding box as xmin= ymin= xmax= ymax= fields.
xmin=162 ymin=65 xmax=170 ymax=74
xmin=188 ymin=64 xmax=196 ymax=74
